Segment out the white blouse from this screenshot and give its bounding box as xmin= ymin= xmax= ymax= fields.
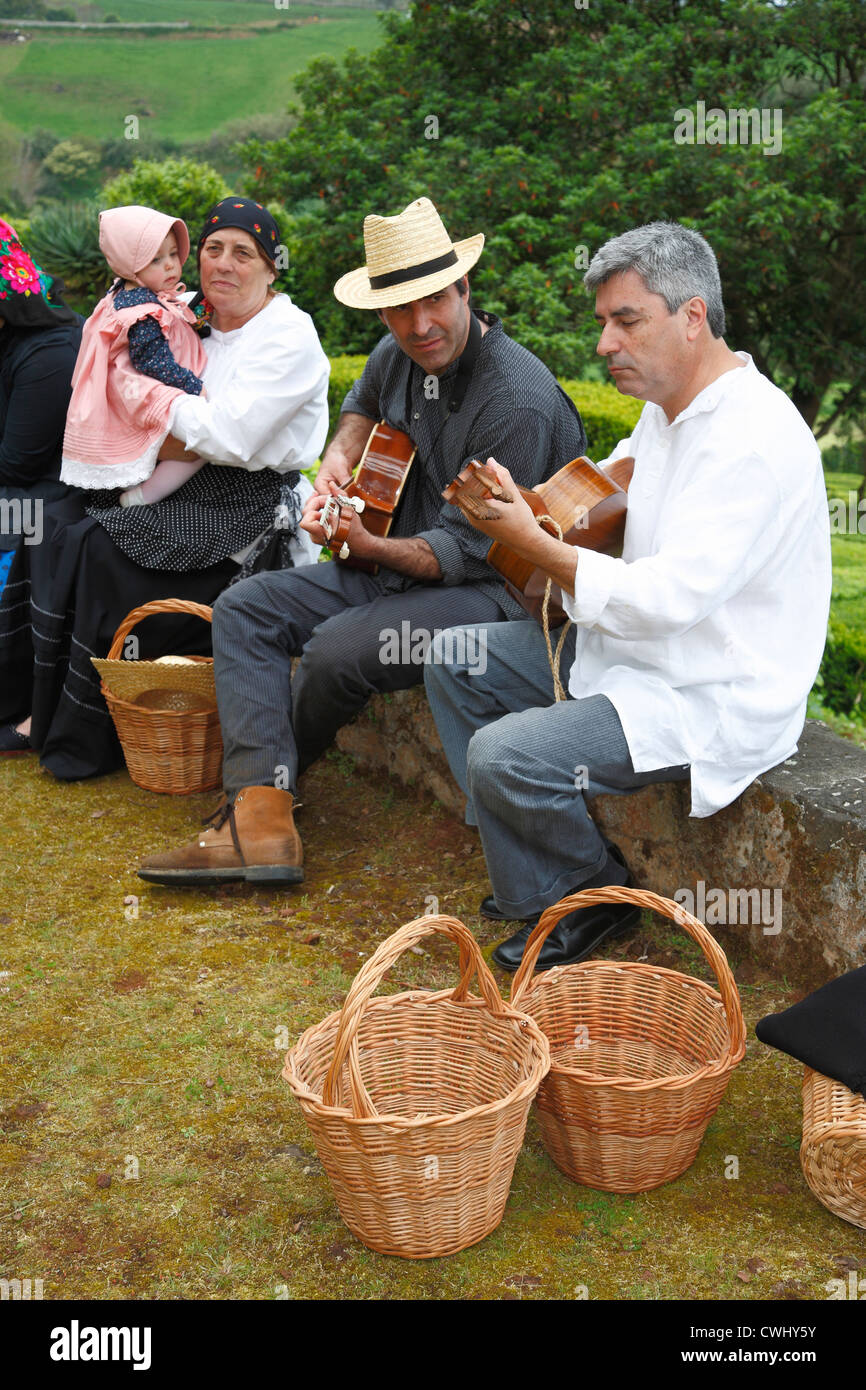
xmin=170 ymin=291 xmax=329 ymax=568
xmin=170 ymin=292 xmax=329 ymax=473
xmin=563 ymin=354 xmax=832 ymax=818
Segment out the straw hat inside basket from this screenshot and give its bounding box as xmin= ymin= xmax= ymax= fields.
xmin=333 ymin=197 xmax=485 ymax=310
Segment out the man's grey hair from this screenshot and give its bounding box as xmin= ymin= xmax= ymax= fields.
xmin=583 ymin=222 xmax=726 ymax=338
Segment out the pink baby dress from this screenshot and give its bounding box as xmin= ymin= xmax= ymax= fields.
xmin=61 ymin=206 xmax=208 ymax=489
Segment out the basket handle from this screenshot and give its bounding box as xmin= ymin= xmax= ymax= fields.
xmin=509 ymin=885 xmax=745 ymax=1061
xmin=322 ymin=914 xmax=509 ymax=1118
xmin=106 ymin=599 xmax=214 ymax=661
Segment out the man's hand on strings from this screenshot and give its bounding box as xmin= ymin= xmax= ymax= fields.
xmin=452 ymin=458 xmax=540 ymax=554
xmin=452 ymin=457 xmax=580 ymax=596
xmin=300 ymin=491 xmax=376 ymax=560
xmin=300 ymin=490 xmax=333 ymax=546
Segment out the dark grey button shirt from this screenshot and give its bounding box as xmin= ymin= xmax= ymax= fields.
xmin=340 ymin=310 xmax=587 ymax=617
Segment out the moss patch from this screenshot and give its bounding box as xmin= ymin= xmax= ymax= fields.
xmin=2 ymin=751 xmax=864 ymax=1300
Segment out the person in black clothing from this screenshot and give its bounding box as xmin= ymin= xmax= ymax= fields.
xmin=0 ymin=220 xmax=82 ymax=753
xmin=0 ymin=316 xmax=82 ymax=512
xmin=139 ymin=196 xmax=588 ymax=888
xmin=0 ymin=218 xmax=82 ymax=542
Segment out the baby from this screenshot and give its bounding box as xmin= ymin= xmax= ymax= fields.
xmin=61 ymin=204 xmax=208 ymax=507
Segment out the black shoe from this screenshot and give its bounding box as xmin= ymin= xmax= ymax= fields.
xmin=0 ymin=722 xmax=32 ymax=755
xmin=479 ymin=895 xmax=529 ymax=923
xmin=482 ymin=844 xmax=631 ymax=926
xmin=492 ymin=902 xmax=640 ymax=972
xmin=490 ymin=842 xmax=636 ymax=972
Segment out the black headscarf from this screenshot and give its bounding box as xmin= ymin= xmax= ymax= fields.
xmin=189 ymin=197 xmax=282 ymax=336
xmin=0 ymin=217 xmax=79 ymax=331
xmin=197 ymin=197 xmax=280 ymax=263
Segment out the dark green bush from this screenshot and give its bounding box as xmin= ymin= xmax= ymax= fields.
xmin=821 ymin=438 xmax=866 ymax=479
xmin=27 ymin=200 xmax=108 ymax=312
xmin=558 ymin=380 xmax=643 ymax=462
xmin=814 ymin=617 xmax=866 ymax=719
xmin=327 ymin=355 xmax=370 ymax=439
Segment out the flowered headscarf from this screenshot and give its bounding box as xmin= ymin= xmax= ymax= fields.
xmin=0 ymin=218 xmax=78 ymax=330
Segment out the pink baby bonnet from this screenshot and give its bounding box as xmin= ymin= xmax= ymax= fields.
xmin=99 ymin=204 xmax=190 ymax=285
xmin=61 ymin=207 xmax=207 ymax=489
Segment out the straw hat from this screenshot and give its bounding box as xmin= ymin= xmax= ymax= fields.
xmin=333 ymin=197 xmax=484 ymax=310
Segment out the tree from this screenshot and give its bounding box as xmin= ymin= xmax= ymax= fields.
xmin=241 ymin=0 xmax=866 ymax=435
xmin=102 ymin=156 xmax=230 ymax=232
xmin=41 ymin=140 xmax=99 ymax=197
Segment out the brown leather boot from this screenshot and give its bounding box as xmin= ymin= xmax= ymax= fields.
xmin=138 ymin=786 xmax=303 ymax=886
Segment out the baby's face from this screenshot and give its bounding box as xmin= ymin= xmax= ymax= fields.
xmin=137 ymin=233 xmax=183 ymax=294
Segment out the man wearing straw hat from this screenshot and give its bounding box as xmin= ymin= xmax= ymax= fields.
xmin=139 ymin=197 xmax=587 ymax=886
xmin=424 ymin=221 xmax=831 ymax=972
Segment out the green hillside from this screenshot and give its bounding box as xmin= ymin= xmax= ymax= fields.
xmin=81 ymin=0 xmax=370 ymax=21
xmin=1 ymin=21 xmax=382 ymax=142
xmin=0 ymin=0 xmax=372 ymax=24
xmin=0 ymin=8 xmax=384 ymax=192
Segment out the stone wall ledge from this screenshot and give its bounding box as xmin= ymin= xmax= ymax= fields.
xmin=336 ymin=688 xmax=866 ymax=988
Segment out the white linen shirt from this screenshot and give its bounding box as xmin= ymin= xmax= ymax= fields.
xmin=563 ymin=353 xmax=832 ymax=818
xmin=170 ymin=291 xmax=329 ymax=568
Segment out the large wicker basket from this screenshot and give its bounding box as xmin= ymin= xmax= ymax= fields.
xmin=800 ymin=1067 xmax=866 ymax=1229
xmin=91 ymin=599 xmax=222 ymax=795
xmin=283 ymin=914 xmax=551 ymax=1259
xmin=510 ymin=886 xmax=746 ymax=1193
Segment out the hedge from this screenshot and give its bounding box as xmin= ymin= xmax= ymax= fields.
xmin=814 ymin=616 xmax=866 ymax=720
xmin=327 ymin=356 xmax=369 ymax=440
xmin=327 ymin=356 xmax=642 ymax=462
xmin=557 ymin=380 xmax=642 ymax=461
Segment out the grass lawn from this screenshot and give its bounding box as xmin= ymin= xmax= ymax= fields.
xmin=3 ymin=751 xmax=864 ymax=1300
xmin=798 ymin=466 xmax=866 ymax=745
xmin=824 ymin=468 xmax=866 ymax=638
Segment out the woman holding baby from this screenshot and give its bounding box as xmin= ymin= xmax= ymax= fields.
xmin=0 ymin=196 xmax=329 ymax=777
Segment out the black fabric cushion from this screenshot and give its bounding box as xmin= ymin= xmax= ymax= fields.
xmin=755 ymin=966 xmax=866 ymax=1099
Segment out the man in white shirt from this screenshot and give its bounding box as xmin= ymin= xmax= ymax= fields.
xmin=425 ymin=221 xmax=832 ymax=972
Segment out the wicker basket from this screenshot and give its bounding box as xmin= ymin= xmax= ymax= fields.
xmin=91 ymin=599 xmax=222 ymax=795
xmin=283 ymin=914 xmax=551 ymax=1258
xmin=510 ymin=886 xmax=746 ymax=1193
xmin=800 ymin=1067 xmax=866 ymax=1228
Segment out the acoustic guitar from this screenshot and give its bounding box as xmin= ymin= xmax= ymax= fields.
xmin=442 ymin=454 xmax=634 ymax=623
xmin=319 ymin=419 xmax=416 ymax=574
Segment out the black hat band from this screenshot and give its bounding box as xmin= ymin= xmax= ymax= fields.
xmin=368 ymin=248 xmax=459 ymax=291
